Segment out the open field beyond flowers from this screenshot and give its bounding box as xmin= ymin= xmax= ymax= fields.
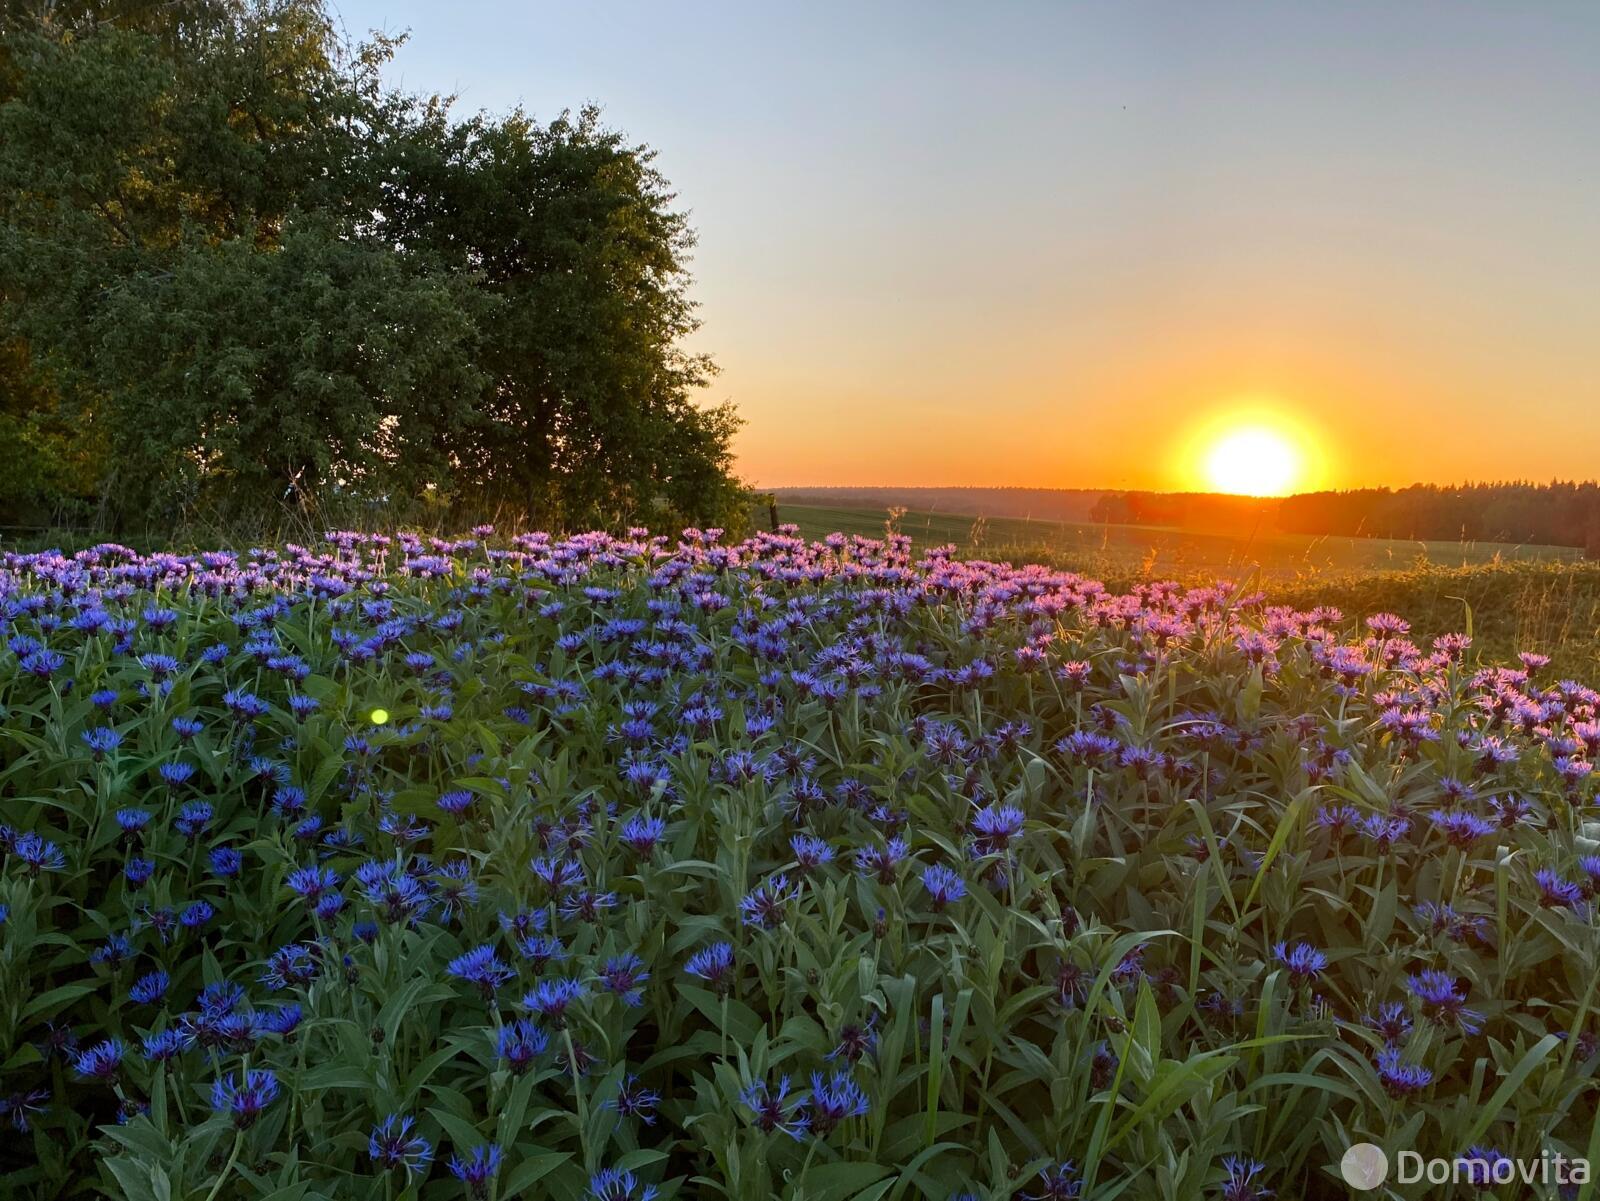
xmin=2 ymin=527 xmax=1599 ymax=1200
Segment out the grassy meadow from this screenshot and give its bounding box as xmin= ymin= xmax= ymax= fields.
xmin=778 ymin=503 xmax=1600 ymax=681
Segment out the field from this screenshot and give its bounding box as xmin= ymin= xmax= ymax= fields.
xmin=3 ymin=526 xmax=1600 ymax=1200
xmin=777 ymin=504 xmax=1581 ymax=579
xmin=779 ymin=504 xmax=1600 ymax=682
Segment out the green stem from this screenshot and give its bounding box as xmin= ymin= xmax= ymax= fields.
xmin=203 ymin=1130 xmax=244 ymax=1201
xmin=563 ymin=1026 xmax=591 ymax=1171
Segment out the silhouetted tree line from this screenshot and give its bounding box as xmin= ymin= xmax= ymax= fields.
xmin=1277 ymin=483 xmax=1600 ymax=554
xmin=1089 ymin=491 xmax=1275 ymax=532
xmin=1091 ymin=482 xmax=1600 ymax=556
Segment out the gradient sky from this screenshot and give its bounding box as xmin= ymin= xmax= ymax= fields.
xmin=335 ymin=0 xmax=1599 ymax=491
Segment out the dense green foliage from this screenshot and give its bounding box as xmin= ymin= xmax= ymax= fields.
xmin=3 ymin=527 xmax=1600 ymax=1199
xmin=0 ymin=1 xmax=742 ymax=535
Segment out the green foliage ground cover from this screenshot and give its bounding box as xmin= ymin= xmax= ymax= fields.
xmin=2 ymin=527 xmax=1599 ymax=1199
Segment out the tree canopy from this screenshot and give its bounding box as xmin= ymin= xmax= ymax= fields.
xmin=0 ymin=0 xmax=743 ymax=535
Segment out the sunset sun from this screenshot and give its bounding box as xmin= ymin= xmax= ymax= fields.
xmin=1202 ymin=426 xmax=1303 ymax=496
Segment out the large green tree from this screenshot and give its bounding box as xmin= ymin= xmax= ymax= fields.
xmin=0 ymin=0 xmax=742 ymax=534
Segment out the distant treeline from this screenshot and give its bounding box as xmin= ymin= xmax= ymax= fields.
xmin=1088 ymin=491 xmax=1275 ymax=531
xmin=1277 ymin=482 xmax=1600 ymax=552
xmin=775 ymin=487 xmax=1103 ymax=522
xmin=1092 ymin=482 xmax=1600 ymax=555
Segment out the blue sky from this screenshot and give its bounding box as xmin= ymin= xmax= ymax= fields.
xmin=333 ymin=1 xmax=1600 ymax=489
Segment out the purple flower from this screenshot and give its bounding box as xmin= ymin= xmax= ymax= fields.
xmin=739 ymin=1076 xmax=808 ymax=1139
xmin=523 ymin=977 xmax=585 ymax=1025
xmin=1271 ymin=940 xmax=1328 ymax=983
xmin=921 ymin=864 xmax=967 ymax=910
xmin=1218 ymin=1155 xmax=1272 ymax=1201
xmin=368 ymin=1114 xmax=433 ymax=1174
xmin=1375 ymin=1048 xmax=1433 ymax=1098
xmin=807 ymin=1069 xmax=869 ymax=1136
xmin=685 ymin=942 xmax=735 ymax=992
xmin=598 ymin=953 xmax=650 ymax=1008
xmin=496 ymin=1019 xmax=549 ymax=1074
xmin=211 ymin=1069 xmax=280 ymax=1128
xmin=1022 ymin=1162 xmax=1083 ymax=1201
xmin=739 ymin=875 xmax=795 ymax=930
xmin=589 ymin=1168 xmax=658 ymax=1201
xmin=448 ymin=1144 xmax=503 ymax=1199
xmin=620 ymin=814 xmax=665 ymax=856
xmin=73 ymin=1038 xmax=126 ymax=1081
xmin=446 ymin=945 xmax=515 ymax=999
xmin=605 ymin=1074 xmax=661 ymax=1125
xmin=1406 ymin=970 xmax=1484 ymax=1035
xmin=969 ymin=803 xmax=1026 ymax=856
xmin=128 ymin=970 xmax=169 ymax=1006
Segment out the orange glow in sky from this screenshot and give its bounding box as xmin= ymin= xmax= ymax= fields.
xmin=351 ymin=1 xmax=1600 ymax=493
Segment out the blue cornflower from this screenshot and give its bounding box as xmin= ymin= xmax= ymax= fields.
xmin=129 ymin=970 xmax=169 ymax=1006
xmin=19 ymin=650 xmax=65 ymax=677
xmin=172 ymin=715 xmax=205 ymax=740
xmin=210 ymin=1069 xmax=280 ymax=1129
xmin=448 ymin=1144 xmax=503 ymax=1198
xmin=739 ymin=1076 xmax=808 ymax=1139
xmin=1535 ymin=868 xmax=1583 ymax=909
xmin=1375 ymin=1047 xmax=1434 ymax=1098
xmin=739 ymin=874 xmax=795 ymax=930
xmin=496 ymin=1019 xmax=550 ymax=1075
xmin=91 ymin=933 xmax=133 ymax=967
xmin=141 ymin=607 xmax=178 ymax=630
xmin=73 ymin=1038 xmax=126 ymax=1081
xmin=605 ymin=1074 xmax=661 ymax=1125
xmin=174 ymin=801 xmax=213 ymax=839
xmin=1428 ymin=809 xmax=1495 ymax=847
xmin=790 ymin=832 xmax=835 ymax=872
xmin=159 ymin=762 xmax=197 ymax=788
xmin=197 ymin=980 xmax=245 ymax=1015
xmin=446 ymin=945 xmax=515 ymax=999
xmin=437 ymin=790 xmax=474 ymax=816
xmin=356 ymin=861 xmax=432 ymax=924
xmin=1407 ymin=970 xmax=1484 ymax=1035
xmin=1461 ymin=1146 xmax=1511 ymax=1188
xmin=589 ymin=1168 xmax=658 ymax=1201
xmin=598 ymin=953 xmax=650 ymax=1008
xmin=286 ymin=865 xmax=340 ymax=901
xmin=619 ymin=814 xmax=665 ymax=856
xmin=124 ymin=857 xmax=155 ymax=887
xmin=209 ymin=846 xmax=242 ymax=878
xmin=1271 ymin=940 xmax=1328 ymax=983
xmin=259 ymin=1004 xmax=304 ymax=1036
xmin=969 ymin=803 xmax=1026 ymax=856
xmin=115 ymin=808 xmax=151 ymax=835
xmin=1362 ymin=1001 xmax=1414 ymax=1044
xmin=523 ymin=977 xmax=585 ymax=1025
xmin=180 ymin=901 xmax=215 ymax=929
xmin=921 ymin=864 xmax=967 ymax=909
xmin=141 ymin=1029 xmax=187 ymax=1062
xmin=139 ymin=652 xmax=181 ymax=677
xmin=854 ymin=836 xmax=910 ymax=884
xmin=14 ymin=833 xmax=65 ymax=875
xmin=1218 ymin=1155 xmax=1272 ymax=1201
xmin=685 ymin=942 xmax=736 ymax=992
xmin=90 ymin=688 xmax=119 ymax=709
xmin=260 ymin=943 xmax=321 ymax=991
xmin=807 ymin=1069 xmax=869 ymax=1136
xmin=1022 ymin=1162 xmax=1083 ymax=1200
xmin=81 ymin=727 xmax=121 ymax=758
xmin=368 ymin=1114 xmax=433 ymax=1174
